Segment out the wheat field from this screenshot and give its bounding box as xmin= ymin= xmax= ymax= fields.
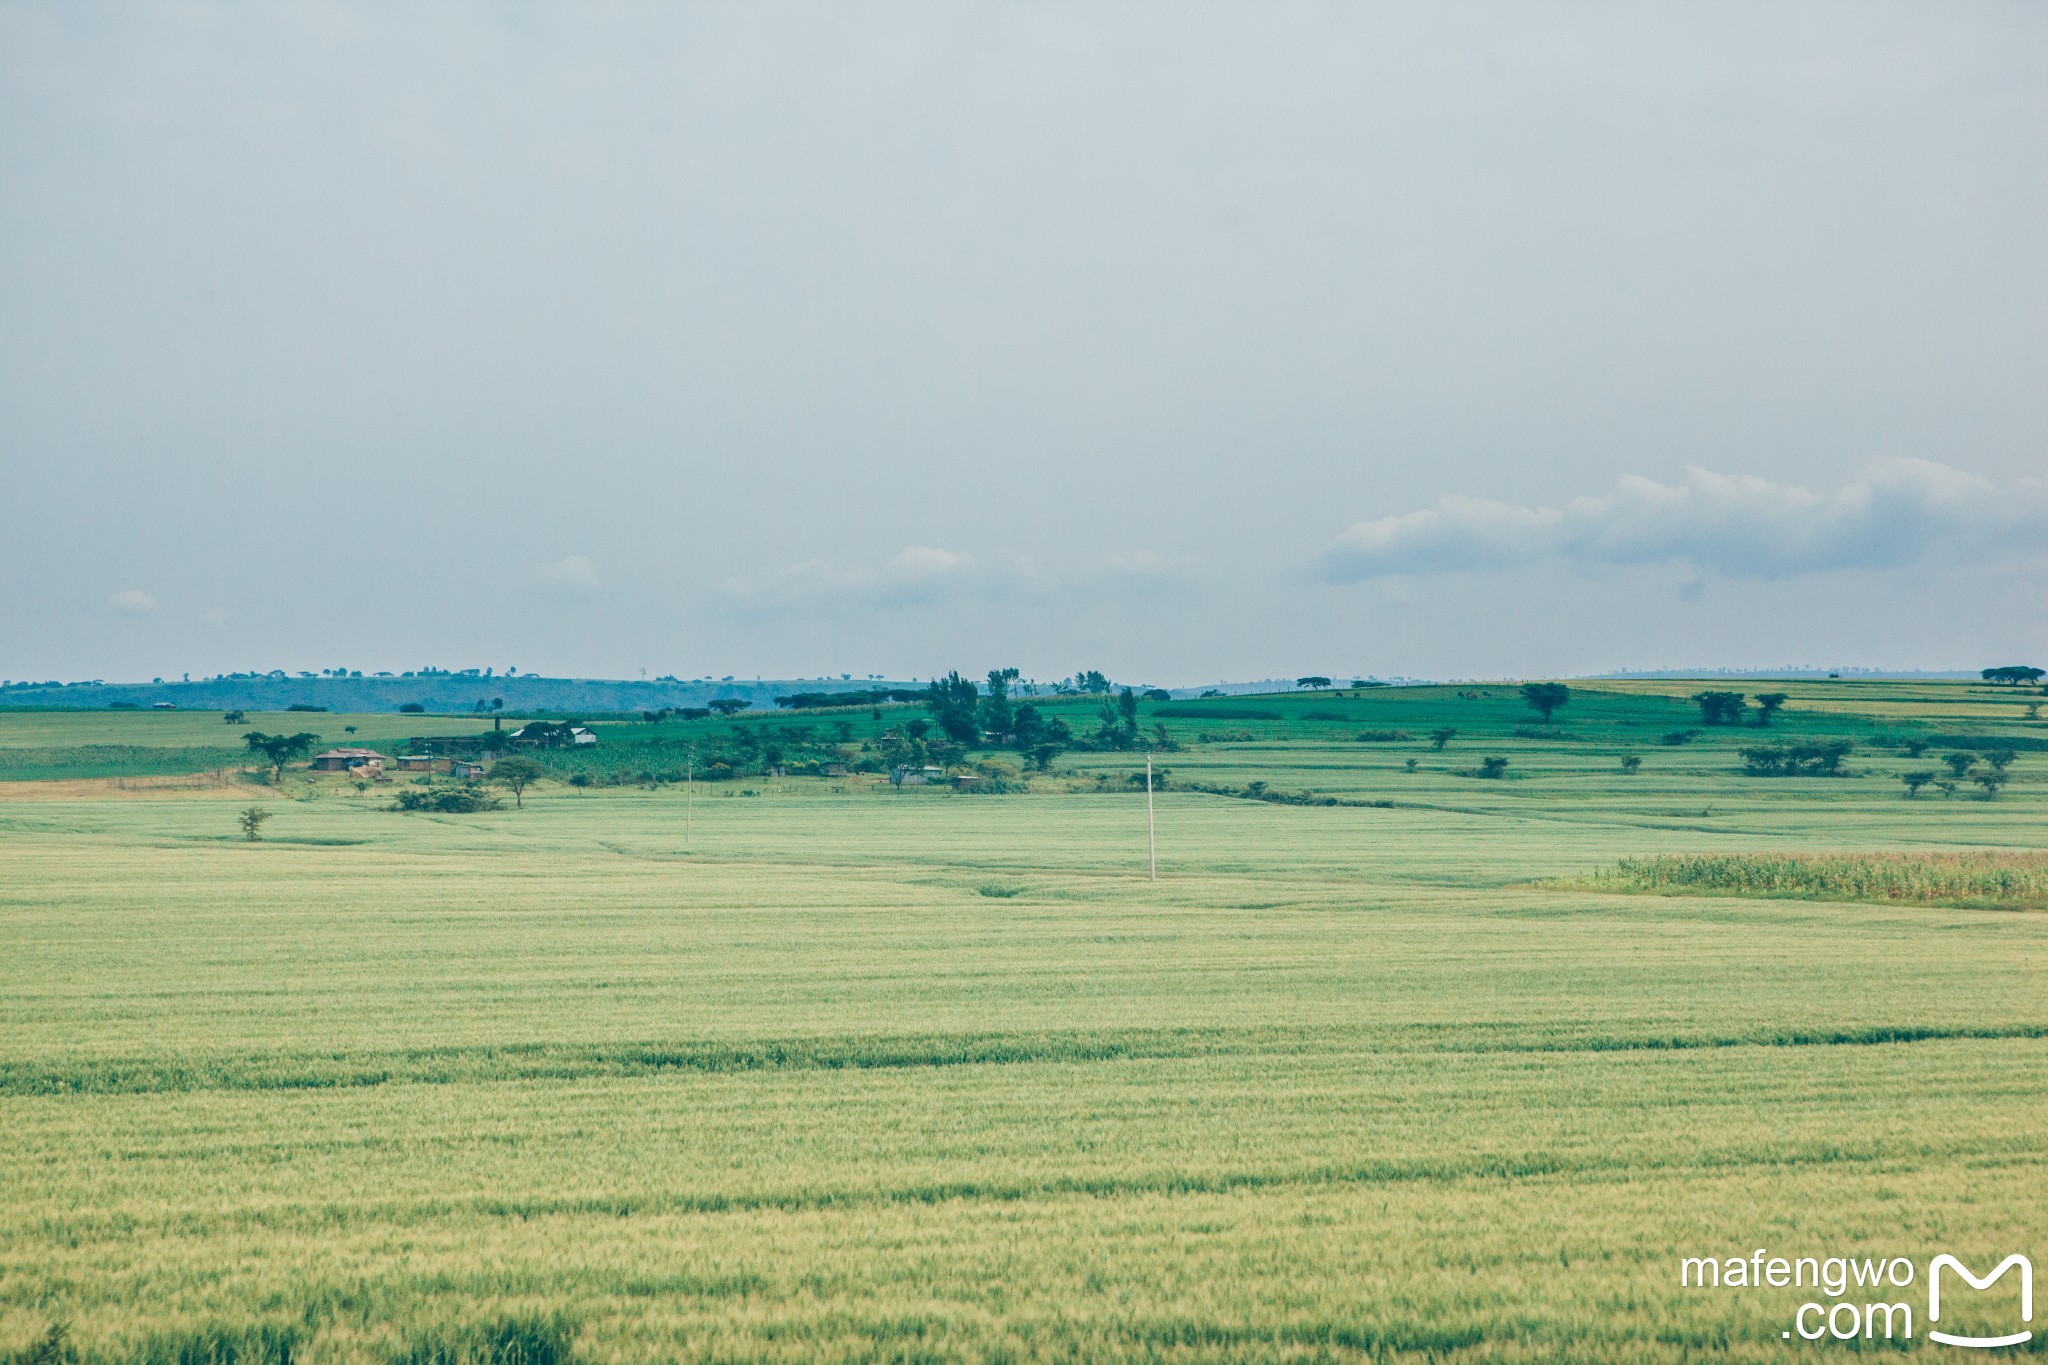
xmin=3 ymin=684 xmax=2046 ymax=1361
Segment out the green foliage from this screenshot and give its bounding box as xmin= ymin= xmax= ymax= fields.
xmin=1943 ymin=751 xmax=1979 ymax=778
xmin=1090 ymin=688 xmax=1140 ymax=750
xmin=237 ymin=807 xmax=271 ymax=841
xmin=1475 ymin=756 xmax=1509 ymax=779
xmin=1981 ymin=665 xmax=2045 ymax=685
xmin=923 ymin=671 xmax=981 ymax=745
xmin=1354 ymin=729 xmax=1411 ymax=742
xmin=1753 ymin=692 xmax=1788 ymax=725
xmin=1739 ymin=740 xmax=1853 ymax=777
xmin=399 ymin=702 xmax=426 ymax=713
xmin=706 ymin=699 xmax=750 ymax=716
xmin=393 ymin=783 xmax=501 ymax=813
xmin=1619 ymin=755 xmax=1642 ymax=774
xmin=1581 ymin=851 xmax=2048 ymax=909
xmin=489 ymin=757 xmax=545 ymax=808
xmin=1658 ymin=730 xmax=1697 ymax=746
xmin=1690 ymin=691 xmax=1746 ymax=725
xmin=1295 ymin=676 xmax=1332 ymax=689
xmin=241 ymin=730 xmax=319 ymax=779
xmin=390 ymin=1315 xmax=576 ymax=1365
xmin=977 ymin=669 xmax=1018 ymax=740
xmin=1520 ymin=682 xmax=1569 ymax=723
xmin=1428 ymin=727 xmax=1456 ymax=751
xmin=1900 ymin=770 xmax=1935 ymax=797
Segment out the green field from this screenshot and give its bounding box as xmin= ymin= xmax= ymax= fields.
xmin=2 ymin=682 xmax=2045 ymax=1362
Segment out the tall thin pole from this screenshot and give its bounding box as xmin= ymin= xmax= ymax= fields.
xmin=1146 ymin=752 xmax=1156 ymax=882
xmin=686 ymin=750 xmax=693 ymax=846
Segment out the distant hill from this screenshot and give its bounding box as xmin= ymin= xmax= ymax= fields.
xmin=0 ymin=673 xmax=1424 ymax=713
xmin=0 ymin=675 xmax=905 ymax=714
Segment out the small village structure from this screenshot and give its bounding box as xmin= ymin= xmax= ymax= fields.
xmin=310 ymin=748 xmax=387 ymax=773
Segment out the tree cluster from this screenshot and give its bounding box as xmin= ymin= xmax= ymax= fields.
xmin=1739 ymin=741 xmax=1852 ymax=777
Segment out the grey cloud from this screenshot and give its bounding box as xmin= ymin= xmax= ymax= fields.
xmin=1317 ymin=460 xmax=2048 ymax=582
xmin=538 ymin=555 xmax=600 ymax=593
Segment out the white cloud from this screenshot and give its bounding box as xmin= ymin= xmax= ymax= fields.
xmin=720 ymin=545 xmax=981 ymax=613
xmin=538 ymin=554 xmax=600 ymax=592
xmin=107 ymin=589 xmax=158 ymax=614
xmin=1316 ymin=460 xmax=2048 ymax=582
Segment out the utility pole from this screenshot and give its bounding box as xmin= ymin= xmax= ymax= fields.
xmin=1146 ymin=751 xmax=1156 ymax=882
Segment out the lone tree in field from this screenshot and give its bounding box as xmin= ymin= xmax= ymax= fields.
xmin=1521 ymin=682 xmax=1570 ymax=724
xmin=1900 ymin=770 xmax=1935 ymax=799
xmin=1477 ymin=756 xmax=1509 ymax=779
xmin=242 ymin=730 xmax=319 ymax=782
xmin=489 ymin=756 xmax=544 ymax=808
xmin=237 ymin=807 xmax=271 ymax=841
xmin=1753 ymin=693 xmax=1788 ymax=726
xmin=1981 ymin=665 xmax=2045 ymax=686
xmin=1430 ymin=727 xmax=1457 ymax=751
xmin=1691 ymin=691 xmax=1746 ymax=726
xmin=222 ymin=710 xmax=245 ymax=724
xmin=1296 ymin=676 xmax=1332 ymax=690
xmin=1619 ymin=755 xmax=1642 ymax=775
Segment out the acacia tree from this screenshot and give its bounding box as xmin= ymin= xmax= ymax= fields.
xmin=1754 ymin=693 xmax=1788 ymax=726
xmin=242 ymin=730 xmax=319 ymax=782
xmin=1981 ymin=666 xmax=2045 ymax=686
xmin=1900 ymin=771 xmax=1935 ymax=798
xmin=489 ymin=756 xmax=544 ymax=808
xmin=1942 ymin=752 xmax=1979 ymax=779
xmin=1521 ymin=683 xmax=1570 ymax=724
xmin=1430 ymin=727 xmax=1457 ymax=751
xmin=1691 ymin=691 xmax=1746 ymax=726
xmin=1296 ymin=676 xmax=1332 ymax=690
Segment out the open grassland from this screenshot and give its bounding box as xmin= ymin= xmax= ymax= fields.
xmin=2 ymin=682 xmax=2046 ymax=1362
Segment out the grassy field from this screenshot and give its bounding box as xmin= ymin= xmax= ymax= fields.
xmin=2 ymin=681 xmax=2045 ymax=1362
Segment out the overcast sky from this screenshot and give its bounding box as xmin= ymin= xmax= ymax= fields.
xmin=4 ymin=2 xmax=2043 ymax=685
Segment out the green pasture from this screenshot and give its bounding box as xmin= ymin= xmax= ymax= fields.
xmin=1 ymin=683 xmax=2045 ymax=1362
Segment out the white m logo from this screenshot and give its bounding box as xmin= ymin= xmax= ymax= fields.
xmin=1928 ymin=1254 xmax=2033 ymax=1349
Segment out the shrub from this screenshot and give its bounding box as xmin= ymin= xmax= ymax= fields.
xmin=1659 ymin=730 xmax=1697 ymax=746
xmin=394 ymin=784 xmax=501 ymax=813
xmin=1354 ymin=729 xmax=1411 ymax=742
xmin=1475 ymin=757 xmax=1509 ymax=779
xmin=1619 ymin=755 xmax=1642 ymax=774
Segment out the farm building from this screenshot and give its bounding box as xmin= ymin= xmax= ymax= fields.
xmin=396 ymin=756 xmax=452 ymax=773
xmin=449 ymin=760 xmax=487 ymax=780
xmin=310 ymin=748 xmax=387 ymax=772
xmin=571 ymin=727 xmax=596 ymax=745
